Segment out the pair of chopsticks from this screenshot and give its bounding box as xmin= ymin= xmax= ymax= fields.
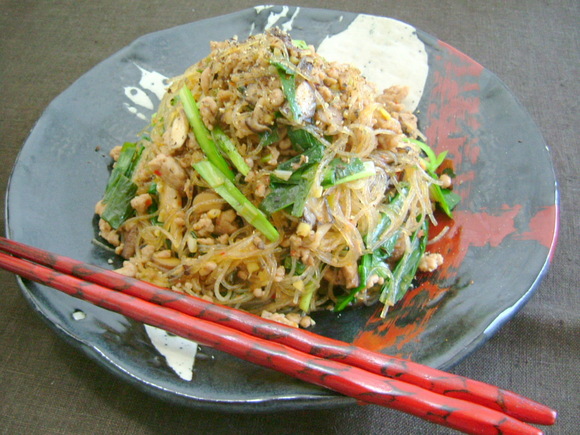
xmin=0 ymin=237 xmax=556 ymax=434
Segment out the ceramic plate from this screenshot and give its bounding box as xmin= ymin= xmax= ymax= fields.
xmin=6 ymin=6 xmax=558 ymax=411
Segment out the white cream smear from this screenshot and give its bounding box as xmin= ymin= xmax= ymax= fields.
xmin=123 ymin=64 xmax=169 ymax=121
xmin=251 ymin=5 xmax=301 ymax=35
xmin=119 ymin=14 xmax=428 ymax=381
xmin=317 ymin=14 xmax=428 ymax=112
xmin=144 ymin=325 xmax=198 ymax=381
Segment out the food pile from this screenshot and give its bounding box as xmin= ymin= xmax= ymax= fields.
xmin=95 ymin=29 xmax=459 ymax=327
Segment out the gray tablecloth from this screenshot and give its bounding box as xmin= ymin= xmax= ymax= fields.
xmin=1 ymin=1 xmax=578 ymax=434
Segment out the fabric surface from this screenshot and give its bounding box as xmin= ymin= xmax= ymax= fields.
xmin=0 ymin=1 xmax=578 ymax=434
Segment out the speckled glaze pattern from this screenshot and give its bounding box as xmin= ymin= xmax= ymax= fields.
xmin=5 ymin=6 xmax=558 ymax=411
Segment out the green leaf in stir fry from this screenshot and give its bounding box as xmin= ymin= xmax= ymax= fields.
xmin=321 ymin=158 xmax=376 ymax=188
xmin=101 ymin=142 xmax=143 ymax=229
xmin=431 ymin=185 xmax=462 ymax=218
xmin=283 ymin=256 xmax=307 ymax=275
xmin=261 ymin=166 xmax=319 ymax=217
xmin=287 ymin=128 xmax=322 ymax=152
xmin=441 ymin=188 xmax=461 ymax=211
xmin=261 ymin=128 xmax=326 ymax=217
xmin=102 ymin=175 xmax=138 ymax=230
xmin=193 ymin=160 xmax=279 ymax=242
xmin=403 ymin=137 xmax=460 ymax=218
xmin=291 ymin=39 xmax=309 ymax=49
xmin=334 ymin=187 xmax=408 ymax=312
xmin=299 ymin=280 xmax=317 ymax=313
xmin=179 ymin=86 xmax=236 ymax=181
xmin=271 ymin=61 xmax=302 ymax=121
xmin=379 ymin=219 xmax=429 ymax=313
xmin=258 ymin=128 xmax=280 ymax=149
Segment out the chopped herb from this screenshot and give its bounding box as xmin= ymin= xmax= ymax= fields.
xmin=261 ymin=128 xmax=326 ymax=217
xmin=292 ymin=39 xmax=309 ymax=49
xmin=403 ymin=137 xmax=460 ymax=218
xmin=284 ymin=256 xmax=307 ymax=275
xmin=287 ymin=127 xmax=322 ymax=151
xmin=380 ymin=219 xmax=429 ymax=310
xmin=321 ymin=158 xmax=376 ymax=188
xmin=334 ymin=186 xmax=408 ymax=312
xmin=259 ymin=128 xmax=280 ymax=148
xmin=299 ymin=280 xmax=317 ymax=312
xmin=271 ymin=60 xmax=301 ymax=121
xmin=101 ymin=142 xmax=143 ymax=229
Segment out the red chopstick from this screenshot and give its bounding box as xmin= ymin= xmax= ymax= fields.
xmin=0 ymin=238 xmax=556 ymax=434
xmin=0 ymin=237 xmax=556 ymax=426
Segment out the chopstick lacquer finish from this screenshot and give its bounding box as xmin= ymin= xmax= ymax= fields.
xmin=0 ymin=237 xmax=556 ymax=434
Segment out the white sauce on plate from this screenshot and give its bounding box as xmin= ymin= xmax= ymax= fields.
xmin=317 ymin=14 xmax=428 ymax=111
xmin=123 ymin=64 xmax=168 ymax=121
xmin=144 ymin=325 xmax=198 ymax=381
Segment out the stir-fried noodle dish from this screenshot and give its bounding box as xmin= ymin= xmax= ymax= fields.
xmin=95 ymin=30 xmax=459 ymax=328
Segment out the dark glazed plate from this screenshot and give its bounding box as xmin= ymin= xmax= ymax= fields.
xmin=6 ymin=6 xmax=558 ymax=411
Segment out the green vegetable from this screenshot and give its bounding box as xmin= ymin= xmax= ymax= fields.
xmin=258 ymin=128 xmax=280 ymax=149
xmin=334 ymin=251 xmax=393 ymax=312
xmin=292 ymin=39 xmax=309 ymax=49
xmin=212 ymin=126 xmax=251 ymax=176
xmin=102 ymin=175 xmax=138 ymax=230
xmin=406 ymin=137 xmax=447 ymax=174
xmin=261 ymin=167 xmax=318 ymax=217
xmin=178 ymin=86 xmax=235 ymax=181
xmin=193 ymin=160 xmax=279 ymax=242
xmin=261 ymin=128 xmax=326 ymax=217
xmin=366 ymin=185 xmax=408 ymax=248
xmin=287 ymin=127 xmax=322 ymax=152
xmin=299 ymin=280 xmax=317 ymax=312
xmin=283 ymin=257 xmax=306 ymax=275
xmin=321 ymin=158 xmax=376 ymax=188
xmin=101 ymin=142 xmax=143 ymax=229
xmin=403 ymin=137 xmax=460 ymax=218
xmin=380 ymin=219 xmax=429 ymax=308
xmin=271 ymin=61 xmax=301 ymax=121
xmin=431 ymin=186 xmax=462 ymax=218
xmin=334 ymin=187 xmax=408 ymax=312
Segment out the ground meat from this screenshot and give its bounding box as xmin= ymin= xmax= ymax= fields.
xmin=130 ymin=193 xmax=152 ymax=215
xmin=115 ymin=261 xmax=137 ymax=277
xmin=214 ymin=209 xmax=239 ymax=235
xmin=120 ymin=225 xmax=139 ymax=259
xmin=148 ymin=153 xmax=187 ymax=191
xmin=98 ymin=218 xmax=120 ymax=246
xmin=314 ymin=104 xmax=343 ymax=135
xmin=439 ymin=174 xmax=452 ymax=189
xmin=398 ymin=112 xmax=419 ymax=136
xmin=377 ymin=85 xmax=409 ymax=108
xmin=200 ymin=66 xmax=213 ymax=94
xmin=418 ymin=252 xmax=444 ymax=272
xmin=192 ymin=213 xmax=214 ymax=237
xmin=94 ymin=199 xmax=105 ymax=216
xmin=246 ymin=97 xmax=275 ymax=133
xmin=341 ymin=263 xmax=360 ymax=289
xmin=198 ymin=261 xmax=217 ymax=277
xmin=261 ymin=310 xmax=299 ymax=328
xmin=198 ymin=96 xmax=218 ymax=129
xmin=109 ymin=145 xmax=122 ymax=161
